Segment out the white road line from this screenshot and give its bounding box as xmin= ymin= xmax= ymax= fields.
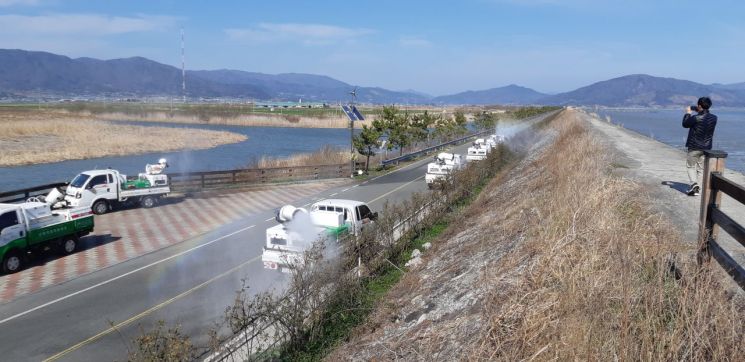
xmin=265 ymin=217 xmax=274 ymax=222
xmin=367 ymin=175 xmax=426 ymax=205
xmin=0 ymin=225 xmax=256 ymax=326
xmin=329 ymin=193 xmax=338 ymax=196
xmin=342 ymin=188 xmax=350 ymax=192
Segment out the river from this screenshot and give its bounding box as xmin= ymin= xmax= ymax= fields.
xmin=0 ymin=121 xmax=357 ymax=191
xmin=593 ymin=108 xmax=745 ymax=174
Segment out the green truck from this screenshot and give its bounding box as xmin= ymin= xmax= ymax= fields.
xmin=0 ymin=202 xmax=94 ymax=274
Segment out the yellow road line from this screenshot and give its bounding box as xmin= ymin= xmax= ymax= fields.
xmin=44 ymin=255 xmax=261 ymax=362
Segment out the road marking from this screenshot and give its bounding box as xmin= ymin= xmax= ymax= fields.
xmin=265 ymin=217 xmax=274 ymax=222
xmin=329 ymin=192 xmax=338 ymax=196
xmin=0 ymin=225 xmax=256 ymax=326
xmin=43 ymin=255 xmax=262 ymax=362
xmin=341 ymin=188 xmax=350 ymax=192
xmin=367 ymin=175 xmax=425 ymax=205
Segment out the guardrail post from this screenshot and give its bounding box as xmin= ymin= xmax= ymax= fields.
xmin=698 ymin=150 xmax=727 ymax=264
xmin=201 ymin=174 xmax=205 ymax=189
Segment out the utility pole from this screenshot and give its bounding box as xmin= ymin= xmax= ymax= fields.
xmin=181 ymin=28 xmax=186 ymax=104
xmin=350 ymin=88 xmax=357 ymax=178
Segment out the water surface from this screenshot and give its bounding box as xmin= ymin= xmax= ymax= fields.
xmin=0 ymin=121 xmax=357 ymax=191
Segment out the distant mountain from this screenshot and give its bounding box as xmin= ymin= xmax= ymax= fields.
xmin=433 ymin=84 xmax=547 ymax=105
xmin=0 ymin=49 xmax=428 ymax=103
xmin=0 ymin=49 xmax=268 ymax=98
xmin=191 ymin=69 xmax=430 ymax=104
xmin=541 ymin=74 xmax=745 ymax=107
xmin=710 ymin=82 xmax=745 ymax=91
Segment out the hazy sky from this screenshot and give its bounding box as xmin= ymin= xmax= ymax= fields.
xmin=1 ymin=0 xmax=744 ymax=95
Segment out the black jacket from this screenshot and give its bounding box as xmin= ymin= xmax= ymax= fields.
xmin=682 ymin=111 xmax=717 ymax=150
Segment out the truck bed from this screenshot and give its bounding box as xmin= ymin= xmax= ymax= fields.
xmin=119 ymin=185 xmax=170 ymax=198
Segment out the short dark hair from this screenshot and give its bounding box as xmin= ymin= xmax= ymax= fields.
xmin=698 ymin=96 xmax=712 ymax=110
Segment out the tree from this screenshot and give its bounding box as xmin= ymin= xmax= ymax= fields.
xmin=433 ymin=115 xmax=455 ymax=142
xmin=453 ymin=110 xmax=468 ymax=136
xmin=386 ymin=112 xmax=411 ymax=156
xmin=408 ymin=111 xmax=434 ymax=148
xmin=474 ymin=111 xmax=497 ymax=131
xmin=353 ymin=125 xmax=382 ymax=173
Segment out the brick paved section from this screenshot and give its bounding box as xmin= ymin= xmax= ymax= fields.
xmin=0 ymin=181 xmax=347 ymax=303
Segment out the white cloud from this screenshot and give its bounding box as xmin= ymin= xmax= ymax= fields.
xmin=226 ymin=23 xmax=374 ymax=45
xmin=399 ymin=36 xmax=432 ymax=48
xmin=0 ymin=13 xmax=178 ymax=35
xmin=0 ymin=0 xmax=41 ymax=6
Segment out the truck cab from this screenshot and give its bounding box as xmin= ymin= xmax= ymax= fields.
xmin=262 ymin=199 xmax=377 ymax=272
xmin=65 ymin=170 xmax=120 ymax=214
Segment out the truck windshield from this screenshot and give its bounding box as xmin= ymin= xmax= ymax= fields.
xmin=70 ymin=173 xmax=90 ymax=188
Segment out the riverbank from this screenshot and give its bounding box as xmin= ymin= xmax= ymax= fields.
xmin=0 ymin=103 xmax=376 ymax=129
xmin=327 ymin=109 xmax=744 ymax=360
xmin=0 ymin=110 xmax=246 ymax=167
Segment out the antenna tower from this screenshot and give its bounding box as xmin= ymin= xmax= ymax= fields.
xmin=181 ymin=28 xmax=186 ymax=103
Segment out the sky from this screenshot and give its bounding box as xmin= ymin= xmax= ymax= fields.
xmin=1 ymin=0 xmax=744 ymax=95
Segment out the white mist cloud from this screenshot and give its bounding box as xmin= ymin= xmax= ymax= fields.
xmin=0 ymin=13 xmax=178 ymax=35
xmin=0 ymin=0 xmax=41 ymax=6
xmin=399 ymin=35 xmax=433 ymax=48
xmin=226 ymin=23 xmax=374 ymax=45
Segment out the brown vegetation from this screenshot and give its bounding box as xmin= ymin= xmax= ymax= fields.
xmin=328 ymin=110 xmax=744 ymax=360
xmin=252 ymin=145 xmax=352 ymax=169
xmin=0 ymin=110 xmax=246 ymax=166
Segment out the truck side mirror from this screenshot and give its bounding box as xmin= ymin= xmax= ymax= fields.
xmin=371 ymin=212 xmax=379 ymax=221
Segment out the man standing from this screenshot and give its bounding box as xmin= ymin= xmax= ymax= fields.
xmin=682 ymin=96 xmax=718 ymax=196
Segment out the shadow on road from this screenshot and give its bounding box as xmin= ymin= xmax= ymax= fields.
xmin=661 ymin=181 xmax=690 ymax=195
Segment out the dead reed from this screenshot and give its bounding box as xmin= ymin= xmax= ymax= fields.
xmin=471 ymin=112 xmax=744 ymax=360
xmin=0 ymin=112 xmax=246 ymax=166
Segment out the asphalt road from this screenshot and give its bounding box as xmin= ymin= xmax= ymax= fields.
xmin=0 ymin=141 xmax=474 ymax=361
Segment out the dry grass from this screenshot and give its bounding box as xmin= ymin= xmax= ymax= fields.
xmin=471 ymin=112 xmax=744 ymax=360
xmin=65 ymin=109 xmax=375 ymax=129
xmin=253 ymin=145 xmax=352 ymax=168
xmin=0 ymin=111 xmax=246 ymax=166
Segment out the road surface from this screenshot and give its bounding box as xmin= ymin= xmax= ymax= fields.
xmin=0 ymin=141 xmax=476 ymax=361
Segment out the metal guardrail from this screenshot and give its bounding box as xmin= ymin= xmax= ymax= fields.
xmin=698 ymin=150 xmax=745 ymax=289
xmin=381 ymin=130 xmax=491 ymax=166
xmin=0 ymin=182 xmax=68 ymax=204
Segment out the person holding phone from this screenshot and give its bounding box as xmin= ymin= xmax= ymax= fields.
xmin=682 ymin=96 xmax=717 ymax=196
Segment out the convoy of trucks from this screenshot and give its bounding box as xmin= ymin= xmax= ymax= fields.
xmin=262 ymin=199 xmax=378 ymax=272
xmin=2 ymin=131 xmax=508 ymax=274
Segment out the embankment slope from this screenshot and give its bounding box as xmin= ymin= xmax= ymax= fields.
xmin=327 ymin=109 xmax=744 ymax=360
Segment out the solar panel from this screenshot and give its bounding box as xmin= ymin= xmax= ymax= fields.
xmin=341 ymin=105 xmax=364 ymax=121
xmin=351 ymin=106 xmax=365 ymax=121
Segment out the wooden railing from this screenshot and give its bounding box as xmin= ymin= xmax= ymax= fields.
xmin=0 ymin=162 xmax=367 ymax=202
xmin=168 ymin=163 xmax=364 ymax=192
xmin=698 ymin=150 xmax=745 ymax=289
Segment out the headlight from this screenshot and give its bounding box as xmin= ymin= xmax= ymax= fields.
xmin=76 ymin=192 xmax=82 ymax=199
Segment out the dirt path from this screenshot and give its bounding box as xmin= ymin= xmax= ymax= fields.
xmin=583 ymin=110 xmax=745 ymax=273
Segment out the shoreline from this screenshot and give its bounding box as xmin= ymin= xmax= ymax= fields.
xmin=0 ymin=113 xmax=247 ymax=167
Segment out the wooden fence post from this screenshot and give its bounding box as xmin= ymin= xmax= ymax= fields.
xmin=698 ymin=150 xmax=727 ymax=264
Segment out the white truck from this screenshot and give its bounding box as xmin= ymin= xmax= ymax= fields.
xmin=262 ymin=199 xmax=377 ymax=272
xmin=60 ymin=159 xmax=171 ymax=215
xmin=425 ymin=152 xmax=463 ymax=188
xmin=466 ymin=140 xmax=489 ymax=161
xmin=0 ymin=201 xmax=94 ymax=273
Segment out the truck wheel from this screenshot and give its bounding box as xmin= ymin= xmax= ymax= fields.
xmin=92 ymin=200 xmax=108 ymax=215
xmin=140 ymin=196 xmax=156 ymax=209
xmin=2 ymin=251 xmax=22 ymax=274
xmin=60 ymin=238 xmax=78 ymax=255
